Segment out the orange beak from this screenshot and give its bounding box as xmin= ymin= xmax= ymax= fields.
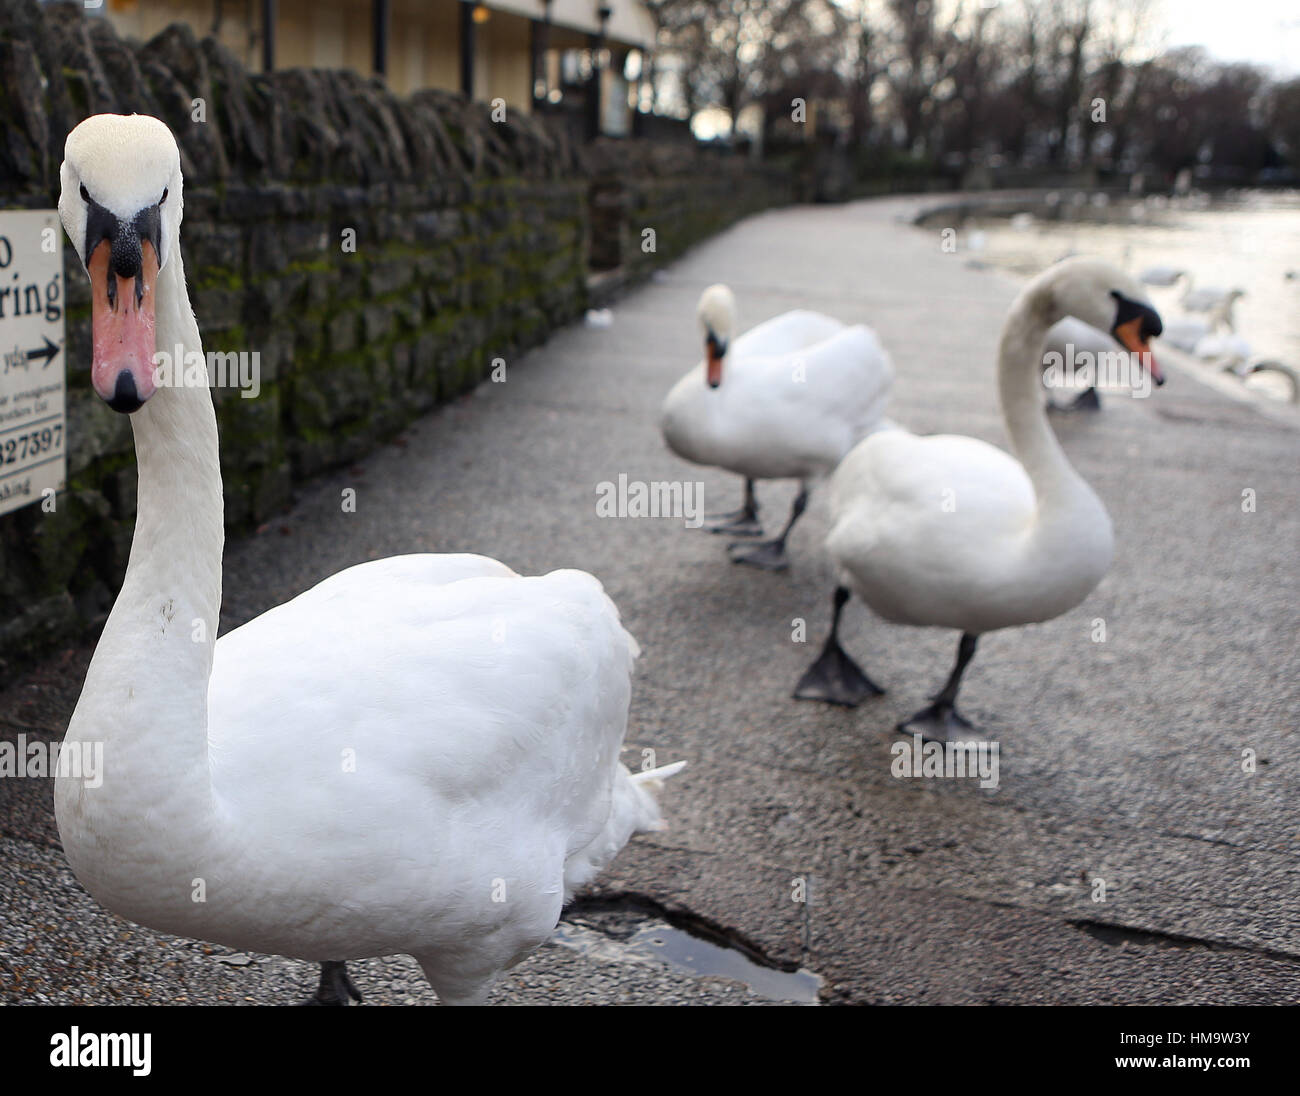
xmin=706 ymin=349 xmax=723 ymax=388
xmin=89 ymin=237 xmax=159 ymax=412
xmin=1113 ymin=315 xmax=1164 ymax=387
xmin=705 ymin=334 xmax=725 ymax=388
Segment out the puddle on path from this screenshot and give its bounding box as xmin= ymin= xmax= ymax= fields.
xmin=553 ymin=917 xmax=822 ymax=1004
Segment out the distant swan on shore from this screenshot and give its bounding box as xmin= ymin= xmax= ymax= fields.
xmin=660 ymin=284 xmax=894 ymax=571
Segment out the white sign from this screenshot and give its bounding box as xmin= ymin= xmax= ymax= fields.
xmin=0 ymin=210 xmax=66 ymax=517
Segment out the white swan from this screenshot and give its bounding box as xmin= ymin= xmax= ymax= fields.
xmin=793 ymin=258 xmax=1164 ymax=740
xmin=1162 ymin=319 xmax=1252 ymax=360
xmin=660 ymin=284 xmax=893 ymax=571
xmin=1183 ymin=286 xmax=1245 ymax=324
xmin=1140 ymin=269 xmax=1245 ymax=329
xmin=1138 ymin=265 xmax=1187 ymax=288
xmin=1162 ymin=318 xmax=1214 ymax=354
xmin=54 ymin=114 xmax=684 ymax=1006
xmin=1190 ymin=331 xmax=1252 ymax=363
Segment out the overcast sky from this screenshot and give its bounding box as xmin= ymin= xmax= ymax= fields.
xmin=1156 ymin=0 xmax=1299 ymax=74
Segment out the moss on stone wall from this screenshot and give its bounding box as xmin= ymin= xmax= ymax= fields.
xmin=0 ymin=0 xmax=794 ymax=665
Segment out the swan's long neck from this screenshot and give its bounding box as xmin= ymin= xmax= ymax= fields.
xmin=996 ymin=288 xmax=1092 ymax=514
xmin=127 ymin=249 xmax=223 ymax=636
xmin=61 ymin=240 xmax=223 ymax=887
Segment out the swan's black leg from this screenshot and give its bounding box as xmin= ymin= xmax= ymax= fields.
xmin=704 ymin=478 xmax=763 ymax=537
xmin=897 ymin=632 xmax=987 ymax=742
xmin=729 ymin=483 xmax=808 ymax=571
xmin=793 ymin=586 xmax=884 ymax=706
xmin=300 ymin=960 xmax=363 ymax=1006
xmin=1047 ymin=386 xmax=1101 ymax=413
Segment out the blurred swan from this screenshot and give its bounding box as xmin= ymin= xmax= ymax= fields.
xmin=660 ymin=284 xmax=894 ymax=572
xmin=1183 ymin=286 xmax=1245 ymax=328
xmin=792 ymin=259 xmax=1164 ymax=740
xmin=1138 ymin=265 xmax=1188 ymax=288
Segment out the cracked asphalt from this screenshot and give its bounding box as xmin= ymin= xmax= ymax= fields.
xmin=2 ymin=196 xmax=1298 ymax=1005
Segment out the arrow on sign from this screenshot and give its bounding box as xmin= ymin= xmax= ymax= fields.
xmin=24 ymin=336 xmax=60 ymax=368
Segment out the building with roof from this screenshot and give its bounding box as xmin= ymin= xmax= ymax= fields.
xmin=83 ymin=0 xmax=657 ymax=136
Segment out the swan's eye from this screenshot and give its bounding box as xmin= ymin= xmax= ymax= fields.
xmin=79 ymin=184 xmax=90 ymax=203
xmin=160 ymin=188 xmax=168 ymax=206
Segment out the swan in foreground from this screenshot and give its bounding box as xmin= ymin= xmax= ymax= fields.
xmin=660 ymin=285 xmax=893 ymax=571
xmin=793 ymin=258 xmax=1163 ymax=741
xmin=54 ymin=114 xmax=684 ymax=1006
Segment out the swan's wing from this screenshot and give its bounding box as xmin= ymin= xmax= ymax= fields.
xmin=834 ymin=431 xmax=1032 ymax=522
xmin=731 ymin=309 xmax=846 ymax=359
xmin=787 ymin=324 xmax=893 ymax=423
xmin=208 ymin=556 xmax=637 ymax=868
xmin=738 ymin=325 xmax=893 ymax=462
xmin=300 ymin=552 xmax=518 ymax=596
xmin=828 ymin=431 xmax=1035 ymax=590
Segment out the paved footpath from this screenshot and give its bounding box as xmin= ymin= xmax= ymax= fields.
xmin=2 ymin=196 xmax=1298 ymax=1004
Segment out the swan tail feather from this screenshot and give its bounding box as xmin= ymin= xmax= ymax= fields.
xmin=561 ymin=760 xmax=688 ymax=899
xmin=630 ymin=759 xmax=687 ymax=787
xmin=626 ymin=759 xmax=687 ymax=835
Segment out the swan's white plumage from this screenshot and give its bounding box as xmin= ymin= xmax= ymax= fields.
xmin=1192 ymin=332 xmax=1252 ymax=362
xmin=827 ymin=430 xmax=1109 ymax=635
xmin=661 ymin=303 xmax=894 ymax=480
xmin=194 ymin=556 xmax=657 ymax=964
xmin=1163 ymin=318 xmax=1212 ymax=353
xmin=1182 ymin=286 xmax=1242 ymax=313
xmin=1139 ymin=265 xmax=1186 ymax=287
xmin=822 ymin=258 xmax=1148 ymax=643
xmin=54 ymin=114 xmax=678 ymax=1007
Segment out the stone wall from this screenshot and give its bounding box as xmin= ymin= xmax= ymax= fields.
xmin=0 ymin=1 xmax=794 ymax=666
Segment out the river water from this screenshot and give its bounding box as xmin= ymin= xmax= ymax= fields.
xmin=957 ymin=190 xmax=1300 ymax=386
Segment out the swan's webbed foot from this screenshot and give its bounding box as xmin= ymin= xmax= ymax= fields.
xmin=300 ymin=960 xmax=363 ymax=1006
xmin=896 ymin=701 xmax=983 ymax=744
xmin=1047 ymin=386 xmax=1102 ymax=413
xmin=727 ymin=538 xmax=790 ymax=572
xmin=704 ymin=511 xmax=764 ymax=537
xmin=793 ymin=638 xmax=884 ymax=706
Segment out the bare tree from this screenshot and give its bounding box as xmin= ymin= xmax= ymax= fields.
xmin=648 ymin=0 xmax=1297 ymax=182
xmin=1046 ymin=0 xmax=1093 ymax=166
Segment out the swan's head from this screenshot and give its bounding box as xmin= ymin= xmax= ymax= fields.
xmin=696 ymin=284 xmax=736 ymax=388
xmin=59 ymin=114 xmax=182 ymax=414
xmin=1042 ymin=258 xmax=1165 ymax=386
